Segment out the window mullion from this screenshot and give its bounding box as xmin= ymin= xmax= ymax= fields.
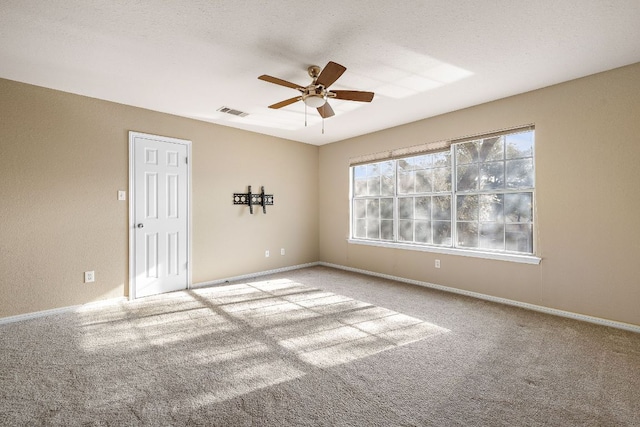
xmin=349 ymin=167 xmax=354 ymax=239
xmin=451 ymin=145 xmax=457 ymax=249
xmin=394 ymin=160 xmax=399 ymax=243
xmin=503 ymin=198 xmax=507 ymax=252
xmin=501 ymin=142 xmax=506 ymax=251
xmin=413 ymin=196 xmax=417 ymax=244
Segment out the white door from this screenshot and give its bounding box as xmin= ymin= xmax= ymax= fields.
xmin=129 ymin=132 xmax=190 ymax=299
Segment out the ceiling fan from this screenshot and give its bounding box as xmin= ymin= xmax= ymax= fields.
xmin=258 ymin=61 xmax=375 ymax=119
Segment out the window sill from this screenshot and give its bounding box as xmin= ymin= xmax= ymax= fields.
xmin=347 ymin=239 xmax=541 ymax=265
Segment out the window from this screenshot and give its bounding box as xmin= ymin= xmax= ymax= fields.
xmin=351 ymin=128 xmax=535 ymax=257
xmin=352 ymin=161 xmax=395 ymax=240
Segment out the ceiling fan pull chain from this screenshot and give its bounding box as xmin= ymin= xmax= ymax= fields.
xmin=322 ymin=115 xmax=325 ymax=134
xmin=305 ymin=103 xmax=307 ymax=127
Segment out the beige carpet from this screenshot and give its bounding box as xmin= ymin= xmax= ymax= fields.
xmin=1 ymin=266 xmax=638 ymax=426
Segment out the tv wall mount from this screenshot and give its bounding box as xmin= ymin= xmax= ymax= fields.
xmin=233 ymin=185 xmax=274 ymax=214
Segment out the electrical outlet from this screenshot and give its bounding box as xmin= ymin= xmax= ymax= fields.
xmin=117 ymin=190 xmax=126 ymax=201
xmin=435 ymin=260 xmax=440 ymax=269
xmin=280 ymin=248 xmax=285 ymax=256
xmin=265 ymin=250 xmax=270 ymax=258
xmin=84 ymin=271 xmax=95 ymax=283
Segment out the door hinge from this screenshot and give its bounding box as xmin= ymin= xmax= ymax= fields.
xmin=185 ymin=157 xmax=188 ymax=164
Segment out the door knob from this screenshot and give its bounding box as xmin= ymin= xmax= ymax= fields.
xmin=137 ymin=223 xmax=144 ymax=228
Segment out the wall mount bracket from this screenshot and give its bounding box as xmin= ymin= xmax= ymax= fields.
xmin=233 ymin=185 xmax=274 ymax=214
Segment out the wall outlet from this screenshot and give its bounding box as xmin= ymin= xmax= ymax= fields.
xmin=435 ymin=260 xmax=441 ymax=269
xmin=84 ymin=271 xmax=95 ymax=283
xmin=117 ymin=190 xmax=126 ymax=201
xmin=280 ymin=248 xmax=285 ymax=256
xmin=265 ymin=250 xmax=270 ymax=258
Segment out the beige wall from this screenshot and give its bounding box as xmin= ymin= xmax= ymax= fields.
xmin=319 ymin=62 xmax=640 ymax=327
xmin=2 ymin=63 xmax=639 ymax=327
xmin=0 ymin=79 xmax=319 ymax=318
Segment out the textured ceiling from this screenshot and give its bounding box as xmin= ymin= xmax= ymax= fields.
xmin=1 ymin=1 xmax=639 ymax=145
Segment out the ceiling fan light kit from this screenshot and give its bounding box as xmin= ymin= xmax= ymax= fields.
xmin=258 ymin=61 xmax=375 ymax=126
xmin=302 ymin=93 xmax=326 ymax=108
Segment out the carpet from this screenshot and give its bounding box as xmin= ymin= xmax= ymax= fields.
xmin=1 ymin=266 xmax=638 ymax=426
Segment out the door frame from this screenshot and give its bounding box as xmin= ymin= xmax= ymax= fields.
xmin=128 ymin=131 xmax=192 ymax=300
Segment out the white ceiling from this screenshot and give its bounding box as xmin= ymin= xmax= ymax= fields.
xmin=1 ymin=1 xmax=639 ymax=146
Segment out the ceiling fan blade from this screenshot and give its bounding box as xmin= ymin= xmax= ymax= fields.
xmin=258 ymin=75 xmax=302 ymax=90
xmin=316 ymin=61 xmax=346 ymax=88
xmin=269 ymin=97 xmax=301 ymax=109
xmin=332 ymin=90 xmax=375 ymax=102
xmin=317 ymin=102 xmax=335 ymax=118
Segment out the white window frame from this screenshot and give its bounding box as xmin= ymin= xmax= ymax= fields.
xmin=348 ymin=127 xmax=541 ymax=265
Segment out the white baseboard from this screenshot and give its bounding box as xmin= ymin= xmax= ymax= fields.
xmin=319 ymin=262 xmax=640 ymax=334
xmin=0 ymin=297 xmax=128 ymax=326
xmin=0 ymin=263 xmax=321 ymax=326
xmin=191 ymin=262 xmax=321 ymax=289
xmin=5 ymin=262 xmax=637 ymax=334
xmin=0 ymin=263 xmax=320 ymax=325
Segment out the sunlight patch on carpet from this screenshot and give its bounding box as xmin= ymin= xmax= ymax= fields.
xmin=74 ymin=278 xmax=448 ymax=406
xmin=197 ymin=278 xmax=450 ymax=369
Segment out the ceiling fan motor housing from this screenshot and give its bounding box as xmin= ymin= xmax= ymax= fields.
xmin=302 ymin=85 xmax=327 ymax=107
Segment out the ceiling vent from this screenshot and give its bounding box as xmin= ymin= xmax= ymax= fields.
xmin=217 ymin=106 xmax=249 ymax=117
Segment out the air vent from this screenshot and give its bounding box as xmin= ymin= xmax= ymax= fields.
xmin=217 ymin=106 xmax=249 ymax=117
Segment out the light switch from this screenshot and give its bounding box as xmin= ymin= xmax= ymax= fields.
xmin=118 ymin=190 xmax=126 ymax=201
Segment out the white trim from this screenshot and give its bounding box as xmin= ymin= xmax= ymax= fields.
xmin=128 ymin=131 xmax=192 ymax=300
xmin=348 ymin=238 xmax=541 ymax=264
xmin=319 ymin=262 xmax=640 ymax=334
xmin=4 ymin=263 xmax=637 ymax=334
xmin=0 ymin=297 xmax=128 ymax=326
xmin=128 ymin=133 xmax=135 ymax=299
xmin=0 ymin=263 xmax=318 ymax=325
xmin=191 ymin=262 xmax=321 ymax=289
xmin=350 ymin=127 xmax=538 ymax=264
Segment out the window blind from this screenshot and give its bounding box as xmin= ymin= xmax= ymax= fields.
xmin=349 ymin=140 xmax=450 ymax=166
xmin=348 ymin=124 xmax=534 ymax=166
